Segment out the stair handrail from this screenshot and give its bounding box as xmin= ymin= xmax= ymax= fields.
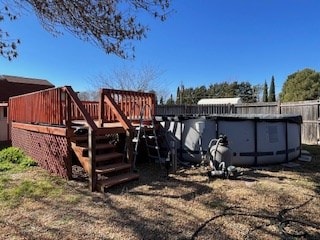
xmin=63 ymin=86 xmax=98 ymax=131
xmin=63 ymin=86 xmax=98 ymax=191
xmin=100 ymin=89 xmax=133 ymax=131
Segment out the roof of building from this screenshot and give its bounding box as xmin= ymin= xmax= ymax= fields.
xmin=0 ymin=75 xmax=54 ymax=87
xmin=0 ymin=75 xmax=55 ymax=102
xmin=198 ymin=97 xmax=242 ymax=105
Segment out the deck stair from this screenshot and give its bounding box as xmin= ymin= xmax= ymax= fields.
xmin=71 ymin=133 xmax=139 ymax=191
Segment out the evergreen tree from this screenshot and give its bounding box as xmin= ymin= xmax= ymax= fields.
xmin=174 ymin=81 xmax=258 ymax=104
xmin=194 ymin=85 xmax=207 ymax=103
xmin=238 ymin=82 xmax=256 ymax=103
xmin=166 ymin=94 xmax=175 ymax=105
xmin=262 ymin=81 xmax=268 ymax=102
xmin=268 ymin=76 xmax=276 ymax=102
xmin=280 ymin=68 xmax=320 ymax=102
xmin=176 ymin=86 xmax=180 ymax=104
xmin=159 ymin=96 xmax=164 ymax=105
xmin=180 ymin=85 xmax=185 ymax=104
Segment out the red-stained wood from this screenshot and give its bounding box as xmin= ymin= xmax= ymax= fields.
xmin=9 ymin=86 xmax=155 ymax=192
xmin=98 ymin=89 xmax=104 ymax=127
xmin=63 ymin=86 xmax=98 ymax=131
xmin=12 ymin=122 xmax=67 ymax=136
xmin=103 ymin=91 xmax=132 ymax=131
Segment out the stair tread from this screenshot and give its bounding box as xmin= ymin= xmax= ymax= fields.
xmin=96 ymin=163 xmax=131 ymax=174
xmin=71 ymin=135 xmax=108 ymax=142
xmin=146 ymin=144 xmax=159 ymax=149
xmin=97 ymin=172 xmax=139 ymax=190
xmin=96 ymin=152 xmax=123 ymax=162
xmin=75 ymin=143 xmax=115 ymax=150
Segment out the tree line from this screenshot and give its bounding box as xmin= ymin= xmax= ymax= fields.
xmin=162 ymin=79 xmax=276 ymax=105
xmin=162 ymin=68 xmax=320 ymax=105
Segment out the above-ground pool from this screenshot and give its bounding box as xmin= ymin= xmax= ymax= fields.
xmin=157 ymin=114 xmax=302 ymax=166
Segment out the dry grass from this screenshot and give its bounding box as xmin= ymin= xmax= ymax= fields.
xmin=0 ymin=145 xmax=320 ymax=240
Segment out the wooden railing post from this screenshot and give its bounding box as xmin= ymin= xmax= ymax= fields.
xmin=125 ymin=129 xmax=134 ymax=166
xmin=64 ymin=89 xmax=73 ymax=178
xmin=98 ymin=89 xmax=104 ymax=127
xmin=65 ymin=90 xmax=72 ymax=129
xmin=88 ymin=127 xmax=97 ymax=191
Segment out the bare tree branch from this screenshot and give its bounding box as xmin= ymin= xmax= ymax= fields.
xmin=1 ymin=0 xmax=171 ymax=60
xmin=89 ymin=64 xmax=169 ymax=102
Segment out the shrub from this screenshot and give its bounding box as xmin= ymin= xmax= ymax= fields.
xmin=0 ymin=147 xmax=37 ymax=172
xmin=0 ymin=147 xmax=25 ymax=164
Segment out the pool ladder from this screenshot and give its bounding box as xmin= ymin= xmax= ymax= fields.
xmin=132 ymin=104 xmax=162 ymax=170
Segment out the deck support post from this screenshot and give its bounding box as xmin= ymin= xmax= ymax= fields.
xmin=65 ymin=90 xmax=73 ymax=178
xmin=88 ymin=128 xmax=97 ymax=191
xmin=126 ymin=129 xmax=134 ymax=167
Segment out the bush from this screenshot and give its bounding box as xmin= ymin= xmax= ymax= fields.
xmin=0 ymin=147 xmax=25 ymax=164
xmin=0 ymin=147 xmax=37 ymax=172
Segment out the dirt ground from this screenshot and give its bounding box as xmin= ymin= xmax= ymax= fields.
xmin=0 ymin=148 xmax=320 ymax=240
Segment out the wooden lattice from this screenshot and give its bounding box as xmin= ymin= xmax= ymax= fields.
xmin=11 ymin=127 xmax=71 ymax=179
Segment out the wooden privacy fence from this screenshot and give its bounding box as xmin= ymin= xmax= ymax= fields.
xmin=156 ymin=104 xmax=236 ymax=115
xmin=156 ymin=100 xmax=320 ymax=145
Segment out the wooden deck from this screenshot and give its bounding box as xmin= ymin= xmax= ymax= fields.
xmin=8 ymin=86 xmax=156 ymax=192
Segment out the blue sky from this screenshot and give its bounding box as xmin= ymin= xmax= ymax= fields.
xmin=1 ymin=0 xmax=320 ymax=100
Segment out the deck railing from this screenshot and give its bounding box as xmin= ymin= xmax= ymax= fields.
xmin=70 ymin=101 xmax=100 ymax=120
xmin=99 ymin=89 xmax=156 ymax=125
xmin=9 ymin=87 xmax=64 ymax=125
xmin=9 ymin=87 xmax=155 ymax=125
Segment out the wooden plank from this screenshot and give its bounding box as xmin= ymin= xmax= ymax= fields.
xmin=95 ymin=163 xmax=131 ymax=174
xmin=12 ymin=122 xmax=67 ymax=136
xmin=73 ymin=143 xmax=115 ymax=154
xmin=71 ymin=143 xmax=90 ymax=173
xmin=96 ymin=127 xmax=126 ymax=135
xmin=96 ymin=152 xmax=123 ymax=162
xmin=98 ymin=89 xmax=105 ymax=127
xmin=97 ymin=172 xmax=139 ymax=191
xmin=88 ymin=128 xmax=97 ymax=192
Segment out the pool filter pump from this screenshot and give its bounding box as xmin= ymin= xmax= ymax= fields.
xmin=207 ymin=135 xmax=237 ymax=178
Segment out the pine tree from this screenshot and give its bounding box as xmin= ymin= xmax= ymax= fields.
xmin=268 ymin=76 xmax=276 ymax=102
xmin=159 ymin=96 xmax=164 ymax=105
xmin=263 ymin=81 xmax=268 ymax=102
xmin=166 ymin=94 xmax=175 ymax=105
xmin=176 ymin=86 xmax=180 ymax=104
xmin=180 ymin=84 xmax=185 ymax=104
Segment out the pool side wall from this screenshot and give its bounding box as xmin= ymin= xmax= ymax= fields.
xmin=160 ymin=115 xmax=302 ymax=166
